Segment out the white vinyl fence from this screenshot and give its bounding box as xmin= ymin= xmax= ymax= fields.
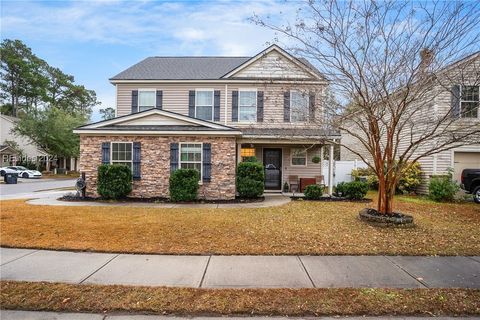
xmin=322 ymin=160 xmax=368 ymax=186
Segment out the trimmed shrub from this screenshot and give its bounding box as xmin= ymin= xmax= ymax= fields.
xmin=351 ymin=167 xmax=379 ymax=189
xmin=97 ymin=164 xmax=132 ymax=199
xmin=169 ymin=169 xmax=199 ymax=202
xmin=304 ymin=184 xmax=324 ymax=200
xmin=397 ymin=162 xmax=422 ymax=194
xmin=428 ymin=172 xmax=459 ymax=202
xmin=335 ymin=180 xmax=369 ymax=199
xmin=237 ymin=161 xmax=264 ymax=198
xmin=335 ymin=181 xmax=348 ymax=197
xmin=344 ymin=180 xmax=369 ymax=199
xmin=242 ymin=156 xmax=258 ymax=163
xmin=283 ymin=181 xmax=289 ymax=193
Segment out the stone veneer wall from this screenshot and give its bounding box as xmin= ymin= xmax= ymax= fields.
xmin=79 ymin=135 xmax=237 ymax=200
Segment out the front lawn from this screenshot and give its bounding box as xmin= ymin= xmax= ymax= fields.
xmin=1 ymin=281 xmax=479 ymax=316
xmin=0 ymin=195 xmax=479 ymax=255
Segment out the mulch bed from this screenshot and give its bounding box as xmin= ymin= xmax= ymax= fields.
xmin=58 ymin=194 xmax=264 ymax=204
xmin=291 ymin=196 xmax=372 ymax=203
xmin=359 ymin=208 xmax=414 ymax=227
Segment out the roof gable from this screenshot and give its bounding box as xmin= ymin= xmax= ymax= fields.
xmin=223 ymin=45 xmax=324 ymax=80
xmin=74 ymin=109 xmax=236 ymax=132
xmin=109 ymin=45 xmax=325 ymax=82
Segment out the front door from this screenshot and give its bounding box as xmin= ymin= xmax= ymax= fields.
xmin=263 ymin=148 xmax=282 ymax=190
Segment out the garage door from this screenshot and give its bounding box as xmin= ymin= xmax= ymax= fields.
xmin=454 ymin=152 xmax=480 ymax=183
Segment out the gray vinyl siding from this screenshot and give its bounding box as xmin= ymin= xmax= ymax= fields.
xmin=116 ymin=82 xmax=326 ymax=129
xmin=117 ymin=83 xmax=226 ymax=120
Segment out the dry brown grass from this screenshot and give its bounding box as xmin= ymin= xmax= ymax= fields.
xmin=1 ymin=281 xmax=479 ymax=316
xmin=0 ymin=196 xmax=479 ymax=255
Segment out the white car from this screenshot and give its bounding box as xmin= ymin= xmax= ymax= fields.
xmin=0 ymin=167 xmax=17 ymax=176
xmin=7 ymin=166 xmax=42 ymax=179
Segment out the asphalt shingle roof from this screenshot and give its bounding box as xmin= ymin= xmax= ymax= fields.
xmin=110 ymin=55 xmax=324 ymax=81
xmin=78 ymin=125 xmax=238 ymax=132
xmin=110 ymin=57 xmax=251 ymax=80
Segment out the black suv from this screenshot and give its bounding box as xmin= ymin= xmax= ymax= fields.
xmin=461 ymin=169 xmax=480 ymax=204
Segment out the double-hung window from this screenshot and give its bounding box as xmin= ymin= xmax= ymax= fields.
xmin=180 ymin=143 xmax=202 ymax=180
xmin=291 ymin=148 xmax=307 ymax=166
xmin=290 ymin=91 xmax=309 ymax=122
xmin=138 ymin=90 xmax=156 ymax=112
xmin=460 ymin=86 xmax=479 ymax=118
xmin=111 ymin=142 xmax=133 ymax=168
xmin=239 ymin=90 xmax=257 ymax=122
xmin=195 ymin=90 xmax=214 ymax=121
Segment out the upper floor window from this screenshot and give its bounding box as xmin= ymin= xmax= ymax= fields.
xmin=291 ymin=148 xmax=307 ymax=166
xmin=239 ymin=90 xmax=257 ymax=122
xmin=461 ymin=86 xmax=479 ymax=118
xmin=180 ymin=143 xmax=202 ymax=181
xmin=290 ymin=91 xmax=309 ymax=122
xmin=196 ymin=90 xmax=214 ymax=121
xmin=138 ymin=90 xmax=156 ymax=112
xmin=111 ymin=142 xmax=132 ymax=168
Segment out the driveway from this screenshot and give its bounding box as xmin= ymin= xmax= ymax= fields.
xmin=0 ymin=178 xmax=76 ymax=200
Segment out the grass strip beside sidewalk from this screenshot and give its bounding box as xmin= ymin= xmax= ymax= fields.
xmin=1 ymin=281 xmax=479 ymax=316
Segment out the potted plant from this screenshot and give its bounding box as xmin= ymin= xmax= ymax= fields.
xmin=283 ymin=182 xmax=289 ymax=193
xmin=312 ymin=155 xmax=321 ymax=164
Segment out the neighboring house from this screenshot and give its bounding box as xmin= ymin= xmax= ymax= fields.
xmin=74 ymin=45 xmax=339 ymax=199
xmin=0 ymin=114 xmax=47 ymax=167
xmin=0 ymin=114 xmax=79 ymax=171
xmin=340 ymin=52 xmax=480 ymax=193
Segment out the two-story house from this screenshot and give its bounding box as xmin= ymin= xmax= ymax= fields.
xmin=74 ymin=45 xmax=339 ymax=200
xmin=340 ymin=51 xmax=480 ymax=193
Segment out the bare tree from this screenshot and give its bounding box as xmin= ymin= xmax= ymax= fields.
xmin=253 ymin=0 xmax=480 ymax=215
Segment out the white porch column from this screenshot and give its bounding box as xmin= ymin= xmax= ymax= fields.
xmin=237 ymin=143 xmax=242 ymax=163
xmin=328 ymin=144 xmax=334 ymax=195
xmin=320 ymin=145 xmax=324 ymax=178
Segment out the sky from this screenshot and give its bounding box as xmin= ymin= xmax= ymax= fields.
xmin=1 ymin=0 xmax=298 ymax=122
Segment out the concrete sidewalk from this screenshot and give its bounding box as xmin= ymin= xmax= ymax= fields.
xmin=1 ymin=311 xmax=477 ymax=320
xmin=26 ymin=193 xmax=291 ymax=208
xmin=1 ymin=248 xmax=479 ymax=288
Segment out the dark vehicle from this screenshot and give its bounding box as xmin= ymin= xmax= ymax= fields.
xmin=461 ymin=169 xmax=480 ymax=204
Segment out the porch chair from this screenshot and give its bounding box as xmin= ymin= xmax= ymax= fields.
xmin=288 ymin=175 xmax=299 ymax=193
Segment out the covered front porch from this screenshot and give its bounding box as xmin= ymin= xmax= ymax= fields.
xmin=236 ymin=139 xmax=337 ymax=195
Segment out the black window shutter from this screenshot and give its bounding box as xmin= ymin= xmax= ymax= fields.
xmin=232 ymin=90 xmax=239 ymax=122
xmin=101 ymin=142 xmax=110 ymax=164
xmin=214 ymin=90 xmax=221 ymax=121
xmin=132 ymin=142 xmax=141 ymax=180
xmin=170 ymin=143 xmax=179 ymax=172
xmin=284 ymin=91 xmax=290 ymax=122
xmin=189 ymin=91 xmax=195 ymax=117
xmin=451 ymin=85 xmax=460 ymax=118
xmin=131 ymin=90 xmax=138 ymax=113
xmin=156 ymin=90 xmax=163 ymax=110
xmin=309 ymin=91 xmax=316 ymax=121
xmin=257 ymin=91 xmax=264 ymax=122
xmin=203 ymin=143 xmax=211 ymax=183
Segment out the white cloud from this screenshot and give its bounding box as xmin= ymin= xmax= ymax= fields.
xmin=1 ymin=0 xmax=296 ymax=55
xmin=1 ymin=0 xmax=300 ymax=121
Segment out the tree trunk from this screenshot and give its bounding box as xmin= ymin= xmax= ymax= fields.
xmin=377 ymin=175 xmax=395 ymax=215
